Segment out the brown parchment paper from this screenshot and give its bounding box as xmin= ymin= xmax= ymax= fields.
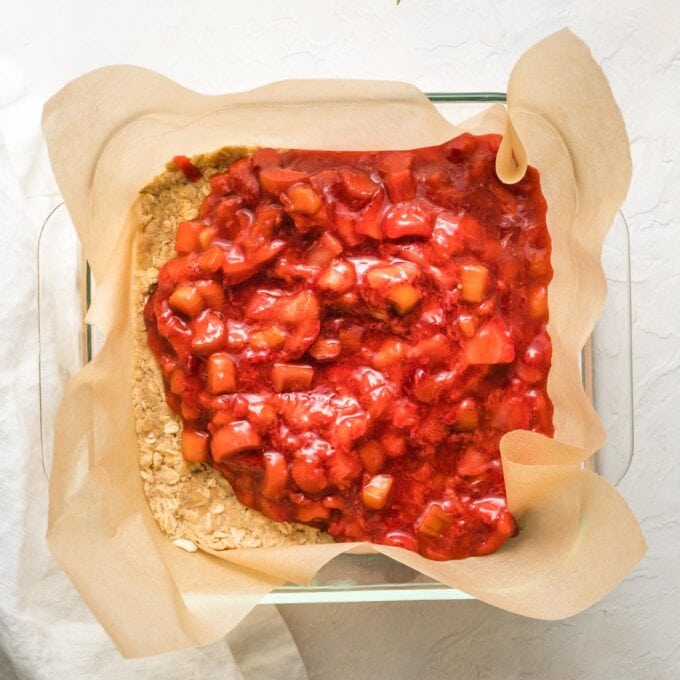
xmin=44 ymin=29 xmax=645 ymax=657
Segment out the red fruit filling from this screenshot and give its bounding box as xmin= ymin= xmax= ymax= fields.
xmin=144 ymin=134 xmax=553 ymax=560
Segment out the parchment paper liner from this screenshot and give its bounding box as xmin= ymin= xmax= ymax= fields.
xmin=43 ymin=29 xmax=645 ymax=657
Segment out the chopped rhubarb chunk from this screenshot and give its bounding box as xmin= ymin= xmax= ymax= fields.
xmin=317 ymin=258 xmax=357 ymax=294
xmin=182 ymin=428 xmax=210 ymax=463
xmin=459 ymin=263 xmax=489 ymax=303
xmin=309 ymin=338 xmax=341 ymax=361
xmin=175 ymin=221 xmax=202 ymax=254
xmin=416 ymin=503 xmax=452 ymax=538
xmin=211 ymin=421 xmax=261 ymax=462
xmin=306 ymin=232 xmax=343 ymax=266
xmin=386 ymin=283 xmax=422 ymax=314
xmin=362 ymin=474 xmax=394 ymax=510
xmin=169 ymin=285 xmax=205 ymax=318
xmin=207 ymin=353 xmax=237 ymax=394
xmin=287 ymin=183 xmax=322 ymax=214
xmin=262 ymin=451 xmax=289 ymax=500
xmin=272 ymin=364 xmax=314 ymax=392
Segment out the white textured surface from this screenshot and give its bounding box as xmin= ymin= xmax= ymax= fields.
xmin=1 ymin=0 xmax=678 ymax=677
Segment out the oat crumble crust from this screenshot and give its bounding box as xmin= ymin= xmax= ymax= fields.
xmin=132 ymin=148 xmax=329 ymax=551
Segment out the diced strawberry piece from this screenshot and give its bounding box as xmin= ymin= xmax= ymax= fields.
xmin=261 ymin=451 xmax=289 ymax=500
xmin=382 ymin=530 xmax=418 ymax=552
xmin=212 ymin=197 xmax=243 ymax=238
xmin=459 ymin=263 xmax=489 ymax=303
xmin=416 ymin=413 xmax=449 ymax=445
xmin=327 ymin=450 xmax=362 ymax=490
xmin=251 ymin=204 xmax=284 ymax=239
xmin=306 ymin=232 xmax=344 ymax=266
xmin=211 ymin=420 xmax=261 ymax=462
xmin=249 ymin=324 xmax=287 ymax=350
xmin=259 ymin=166 xmax=309 ymax=195
xmin=228 ymin=157 xmax=260 ymax=202
xmin=339 ymin=168 xmax=379 ymax=202
xmin=272 ymin=364 xmax=314 ymax=392
xmin=515 ymin=361 xmax=544 ymax=384
xmin=353 ymin=189 xmax=386 ymax=240
xmin=362 ymin=474 xmax=393 ymax=510
xmin=195 ymin=280 xmax=225 ymax=308
xmin=175 ymin=221 xmax=202 ymax=254
xmin=491 ymin=395 xmax=531 ymax=431
xmin=332 ymin=209 xmax=366 ymax=246
xmin=181 ymin=400 xmax=202 ymax=422
xmin=248 ymin=239 xmax=288 ymax=266
xmin=222 ymin=257 xmax=257 ymax=285
xmin=198 ymin=225 xmax=219 ymax=250
xmin=527 ymin=284 xmax=548 ymax=321
xmin=386 ymin=283 xmax=422 ymax=314
xmin=191 ymin=311 xmax=227 ymax=354
xmin=377 ymin=152 xmax=416 ymax=203
xmin=391 ymin=399 xmax=419 ymax=429
xmin=528 ymin=247 xmax=552 ymax=279
xmin=452 ymin=398 xmax=479 ymax=431
xmin=383 ymin=200 xmax=434 ymax=239
xmin=290 ymin=453 xmax=328 ymax=494
xmin=457 ymin=447 xmax=488 ymax=476
xmin=445 ymin=133 xmax=476 ymax=162
xmin=251 ymin=148 xmax=282 ymax=170
xmin=198 ymin=246 xmax=224 ymax=274
xmin=182 ymin=428 xmax=210 ymax=463
xmin=415 ymin=502 xmax=452 ymax=538
xmin=169 ymin=285 xmax=205 ymax=318
xmin=309 ymin=337 xmax=341 ymax=361
xmin=259 ymin=498 xmax=291 ymax=522
xmin=381 ymin=429 xmax=407 ymax=458
xmin=365 ymin=262 xmax=418 ymax=289
xmin=207 ymin=172 xmax=231 ymax=197
xmin=523 ymin=331 xmax=552 ymax=367
xmin=410 ymin=334 xmax=449 ymax=362
xmin=248 ymin=403 xmax=277 ymax=433
xmin=464 ymin=320 xmax=515 ymax=365
xmin=357 ymin=440 xmax=385 ymax=474
xmin=266 ymin=289 xmax=320 ymax=324
xmin=322 ymin=495 xmax=345 ymax=510
xmin=287 ymin=183 xmax=322 ymax=215
xmin=295 ymin=502 xmax=330 ymax=522
xmin=317 ymin=258 xmax=357 ymax=294
xmin=225 ymin=320 xmax=249 ymax=351
xmin=206 ymin=353 xmax=237 ymax=394
xmin=372 ymin=339 xmax=406 ymax=369
xmin=172 ymin=155 xmax=201 ymax=181
xmin=169 ymin=367 xmax=187 ymax=395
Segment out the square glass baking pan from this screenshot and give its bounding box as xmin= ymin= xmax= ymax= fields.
xmin=38 ymin=93 xmax=634 ymax=604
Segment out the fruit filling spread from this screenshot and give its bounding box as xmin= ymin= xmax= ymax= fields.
xmin=144 ymin=134 xmax=553 ymax=560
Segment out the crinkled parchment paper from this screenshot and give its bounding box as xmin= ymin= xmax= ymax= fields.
xmin=43 ymin=29 xmax=645 ymax=657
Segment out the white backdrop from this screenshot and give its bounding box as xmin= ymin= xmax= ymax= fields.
xmin=1 ymin=1 xmax=678 ymax=678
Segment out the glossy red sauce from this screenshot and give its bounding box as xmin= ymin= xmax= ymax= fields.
xmin=144 ymin=134 xmax=553 ymax=560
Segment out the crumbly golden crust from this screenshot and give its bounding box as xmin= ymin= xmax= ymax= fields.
xmin=132 ymin=149 xmax=327 ymax=551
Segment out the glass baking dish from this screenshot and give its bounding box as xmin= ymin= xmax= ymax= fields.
xmin=38 ymin=93 xmax=634 ymax=604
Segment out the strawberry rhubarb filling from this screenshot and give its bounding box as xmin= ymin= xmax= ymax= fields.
xmin=144 ymin=134 xmax=553 ymax=560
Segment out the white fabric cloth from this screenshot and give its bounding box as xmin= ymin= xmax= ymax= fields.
xmin=0 ymin=54 xmax=307 ymax=680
